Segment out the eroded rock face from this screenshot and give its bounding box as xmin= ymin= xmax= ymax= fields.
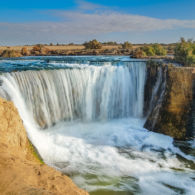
xmin=144 ymin=63 xmax=194 ymax=140
xmin=143 ymin=61 xmax=167 ymax=116
xmin=0 ymin=97 xmax=88 ymax=195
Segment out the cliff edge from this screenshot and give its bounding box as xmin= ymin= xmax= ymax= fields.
xmin=0 ymin=97 xmax=88 ymax=195
xmin=144 ymin=63 xmax=194 ymax=140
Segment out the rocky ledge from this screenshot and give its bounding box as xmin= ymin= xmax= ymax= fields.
xmin=144 ymin=62 xmax=194 ymax=140
xmin=0 ymin=97 xmax=88 ymax=195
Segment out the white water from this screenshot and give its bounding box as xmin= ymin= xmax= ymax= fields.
xmin=0 ymin=62 xmax=194 ymax=194
xmin=1 ymin=64 xmax=146 ymax=127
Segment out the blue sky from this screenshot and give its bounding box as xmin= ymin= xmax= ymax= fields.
xmin=0 ymin=0 xmax=194 ymax=45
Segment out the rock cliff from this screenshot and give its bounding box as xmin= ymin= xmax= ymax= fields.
xmin=144 ymin=62 xmax=194 ymax=140
xmin=0 ymin=97 xmax=88 ymax=195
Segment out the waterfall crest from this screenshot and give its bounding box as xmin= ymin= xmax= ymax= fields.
xmin=0 ymin=62 xmax=146 ymax=128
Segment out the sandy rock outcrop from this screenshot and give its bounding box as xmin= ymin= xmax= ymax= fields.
xmin=0 ymin=97 xmax=88 ymax=195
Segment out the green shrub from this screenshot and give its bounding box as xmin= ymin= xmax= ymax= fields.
xmin=83 ymin=39 xmax=102 ymax=49
xmin=174 ymin=38 xmax=195 ymax=66
xmin=142 ymin=46 xmax=155 ymax=56
xmin=152 ymin=44 xmax=167 ymax=56
xmin=142 ymin=44 xmax=167 ymax=56
xmin=131 ymin=43 xmax=167 ymax=58
xmin=121 ymin=41 xmax=132 ymax=49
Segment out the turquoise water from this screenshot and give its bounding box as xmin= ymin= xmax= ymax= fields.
xmin=0 ymin=56 xmax=146 ymax=72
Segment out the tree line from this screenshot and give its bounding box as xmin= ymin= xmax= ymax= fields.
xmin=0 ymin=38 xmax=194 ymax=66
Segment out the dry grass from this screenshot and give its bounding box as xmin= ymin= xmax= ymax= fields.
xmin=0 ymin=44 xmax=122 ymax=52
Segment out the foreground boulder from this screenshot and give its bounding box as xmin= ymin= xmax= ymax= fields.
xmin=0 ymin=97 xmax=88 ymax=195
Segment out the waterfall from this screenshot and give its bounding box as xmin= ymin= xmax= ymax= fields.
xmin=0 ymin=62 xmax=146 ymax=128
xmin=0 ymin=59 xmax=194 ymax=194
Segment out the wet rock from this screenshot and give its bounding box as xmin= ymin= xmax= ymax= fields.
xmin=144 ymin=62 xmax=194 ymax=140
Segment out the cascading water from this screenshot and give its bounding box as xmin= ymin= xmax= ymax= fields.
xmin=1 ymin=64 xmax=146 ymax=127
xmin=0 ymin=56 xmax=194 ymax=195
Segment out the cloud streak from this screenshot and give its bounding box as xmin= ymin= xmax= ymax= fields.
xmin=0 ymin=1 xmax=195 ymax=44
xmin=53 ymin=11 xmax=195 ymax=33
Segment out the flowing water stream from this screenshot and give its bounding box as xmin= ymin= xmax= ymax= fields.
xmin=0 ymin=56 xmax=194 ymax=195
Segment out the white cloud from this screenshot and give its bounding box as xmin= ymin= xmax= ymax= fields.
xmin=53 ymin=11 xmax=195 ymax=33
xmin=1 ymin=12 xmax=194 ymax=35
xmin=0 ymin=1 xmax=195 ymax=44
